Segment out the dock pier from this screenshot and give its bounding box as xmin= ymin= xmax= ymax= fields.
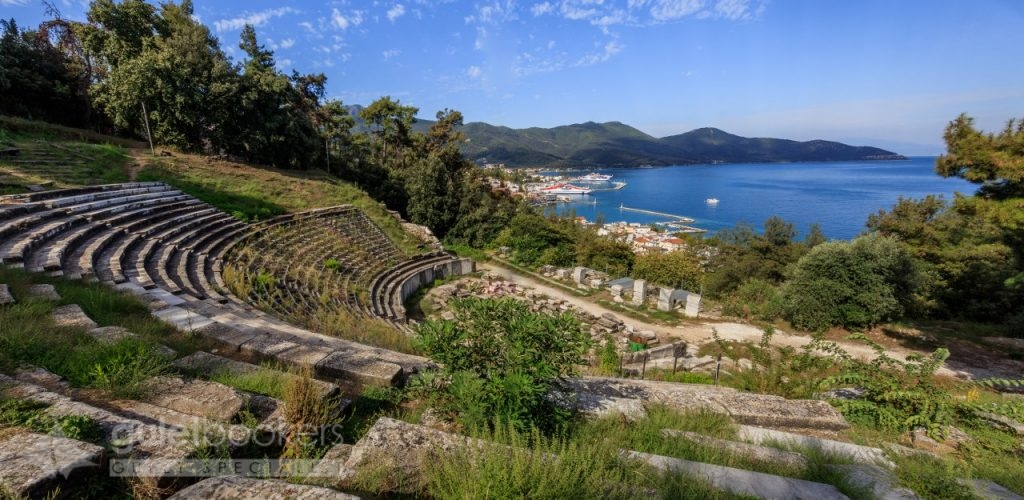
xmin=618 ymin=203 xmax=695 ymax=223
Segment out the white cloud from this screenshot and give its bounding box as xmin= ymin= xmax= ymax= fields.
xmin=213 ymin=7 xmax=297 ymax=33
xmin=382 ymin=49 xmax=401 ymax=60
xmin=277 ymin=58 xmax=293 ymax=70
xmin=0 ymin=0 xmax=30 ymax=5
xmin=299 ymin=21 xmax=316 ymax=33
xmin=467 ymin=65 xmax=482 ymax=78
xmin=474 ymin=26 xmax=487 ymax=50
xmin=387 ymin=4 xmax=406 ymax=22
xmin=332 ymin=8 xmax=364 ymax=30
xmin=531 ymin=2 xmax=553 ymax=16
xmin=576 ymin=39 xmax=623 ymax=66
xmin=466 ymin=1 xmax=518 ymax=25
xmin=648 ymin=0 xmax=705 ymax=21
xmin=279 ymin=38 xmax=295 ymax=49
xmin=713 ymin=0 xmax=753 ymax=21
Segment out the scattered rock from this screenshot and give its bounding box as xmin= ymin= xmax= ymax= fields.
xmin=27 ymin=284 xmax=61 ymax=300
xmin=625 ymin=450 xmax=849 ymax=500
xmin=909 ymin=426 xmax=973 ymax=454
xmin=168 ymin=475 xmax=360 ymax=499
xmin=977 ymin=412 xmax=1024 ymax=436
xmin=0 ymin=432 xmax=104 ymax=499
xmin=819 ymin=387 xmax=867 ymax=400
xmin=51 ymin=304 xmax=98 ymax=329
xmin=87 ymin=326 xmax=137 ymax=343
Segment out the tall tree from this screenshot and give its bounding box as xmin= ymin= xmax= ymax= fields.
xmin=937 ymin=114 xmax=1024 ymax=199
xmin=360 ymin=96 xmax=417 ymax=168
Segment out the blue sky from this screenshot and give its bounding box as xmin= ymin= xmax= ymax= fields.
xmin=4 ymin=0 xmax=1023 ymax=155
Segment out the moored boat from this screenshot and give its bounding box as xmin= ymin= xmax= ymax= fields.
xmin=705 ymin=198 xmax=719 ymax=205
xmin=577 ymin=172 xmax=613 ymax=182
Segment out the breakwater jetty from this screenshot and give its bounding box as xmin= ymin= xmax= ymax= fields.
xmin=618 ymin=203 xmax=695 ymax=223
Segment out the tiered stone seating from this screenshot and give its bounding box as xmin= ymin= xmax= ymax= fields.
xmin=368 ymin=252 xmax=475 ymax=323
xmin=0 ymin=183 xmax=434 ymax=386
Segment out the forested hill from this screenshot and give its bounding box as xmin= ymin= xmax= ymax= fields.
xmin=346 ymin=105 xmax=903 ymax=168
xmin=458 ymin=122 xmax=905 ymax=167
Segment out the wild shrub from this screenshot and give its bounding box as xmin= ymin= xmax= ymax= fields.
xmin=813 ymin=334 xmax=958 ymax=438
xmin=282 ymin=366 xmax=344 ymax=460
xmin=413 ymin=297 xmax=589 ymax=432
xmin=597 ymin=335 xmax=621 ymax=376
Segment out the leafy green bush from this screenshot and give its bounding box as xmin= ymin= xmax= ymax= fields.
xmin=413 ymin=297 xmax=589 ymax=432
xmin=782 ymin=234 xmax=920 ymax=331
xmin=721 ymin=278 xmax=784 ymax=321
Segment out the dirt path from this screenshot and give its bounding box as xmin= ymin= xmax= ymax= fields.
xmin=480 ymin=262 xmax=985 ymax=379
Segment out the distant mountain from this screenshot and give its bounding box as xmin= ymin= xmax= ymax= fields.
xmin=461 ymin=123 xmax=905 ymax=167
xmin=345 ymin=105 xmax=904 ymax=167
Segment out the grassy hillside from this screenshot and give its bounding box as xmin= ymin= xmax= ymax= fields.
xmin=0 ymin=118 xmax=423 ymax=255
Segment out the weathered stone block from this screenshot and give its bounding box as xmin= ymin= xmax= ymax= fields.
xmin=52 ymin=304 xmax=98 ymax=329
xmin=316 ymin=352 xmax=403 ymax=387
xmin=0 ymin=432 xmax=104 ymax=499
xmin=27 ymin=284 xmax=60 ymax=300
xmin=662 ymin=429 xmax=809 ymax=470
xmin=625 ymin=450 xmax=848 ymax=500
xmin=147 ymin=376 xmax=247 ymax=422
xmin=632 ymin=280 xmax=647 ymax=306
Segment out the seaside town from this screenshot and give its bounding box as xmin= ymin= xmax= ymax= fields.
xmin=482 ymin=163 xmax=700 ymax=254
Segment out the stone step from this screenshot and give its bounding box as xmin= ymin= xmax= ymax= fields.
xmin=624 ymin=450 xmax=849 ymax=500
xmin=51 ymin=304 xmax=99 ymax=330
xmin=735 ymin=425 xmax=894 ymax=468
xmin=561 ymin=377 xmax=849 ymax=431
xmin=168 ymin=475 xmax=360 ymax=500
xmin=173 ymin=351 xmax=341 ymax=400
xmin=145 ymin=376 xmax=248 ymax=423
xmin=660 ymin=429 xmax=809 ymax=470
xmin=0 ymin=431 xmax=104 ymax=499
xmin=0 ymin=374 xmax=194 ymax=473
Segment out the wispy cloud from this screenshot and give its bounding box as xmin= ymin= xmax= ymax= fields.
xmin=279 ymin=38 xmax=295 ymax=49
xmin=332 ymin=8 xmax=364 ymax=30
xmin=213 ymin=7 xmax=298 ymax=33
xmin=0 ymin=0 xmax=30 ymax=6
xmin=467 ymin=65 xmax=482 ymax=78
xmin=383 ymin=49 xmax=402 ymax=60
xmin=531 ymin=2 xmax=553 ymax=16
xmin=576 ymin=40 xmax=623 ymax=66
xmin=387 ymin=4 xmax=407 ymax=22
xmin=467 ymin=1 xmax=518 ymax=25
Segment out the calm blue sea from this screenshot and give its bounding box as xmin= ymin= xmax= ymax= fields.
xmin=550 ymin=157 xmax=976 ymax=240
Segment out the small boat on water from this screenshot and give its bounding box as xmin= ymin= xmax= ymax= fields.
xmin=577 ymin=172 xmax=613 ymax=182
xmin=705 ymin=198 xmax=719 ymax=205
xmin=539 ymin=183 xmax=592 ymax=195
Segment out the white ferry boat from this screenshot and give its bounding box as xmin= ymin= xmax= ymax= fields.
xmin=705 ymin=198 xmax=720 ymax=205
xmin=577 ymin=172 xmax=613 ymax=182
xmin=540 ymin=183 xmax=592 ymax=195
